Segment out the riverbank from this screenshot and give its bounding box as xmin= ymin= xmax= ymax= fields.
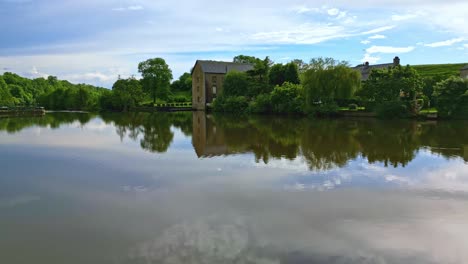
xmin=0 ymin=108 xmax=46 ymax=118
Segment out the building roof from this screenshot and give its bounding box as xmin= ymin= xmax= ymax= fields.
xmin=461 ymin=65 xmax=468 ymax=70
xmin=192 ymin=60 xmax=254 ymax=75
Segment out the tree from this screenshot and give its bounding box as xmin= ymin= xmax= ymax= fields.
xmin=222 ymin=71 xmax=249 ymax=97
xmin=138 ymin=58 xmax=173 ymax=104
xmin=112 ymin=78 xmax=144 ymax=111
xmin=171 ymin=72 xmax=192 ymax=92
xmin=268 ymin=62 xmax=300 ymax=87
xmin=302 ymin=59 xmax=360 ymax=111
xmin=0 ymin=76 xmax=15 ymax=106
xmin=359 ymin=65 xmax=424 ymax=113
xmin=433 ymin=76 xmax=468 ymax=118
xmin=233 ymin=55 xmax=259 ymax=64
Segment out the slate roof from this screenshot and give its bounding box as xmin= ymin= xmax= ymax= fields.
xmin=353 ymin=63 xmax=395 ymax=81
xmin=192 ymin=60 xmax=254 ymax=75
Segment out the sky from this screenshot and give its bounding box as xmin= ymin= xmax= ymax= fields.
xmin=0 ymin=0 xmax=467 ymax=88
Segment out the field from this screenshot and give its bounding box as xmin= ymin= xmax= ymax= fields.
xmin=413 ymin=63 xmax=467 ymax=79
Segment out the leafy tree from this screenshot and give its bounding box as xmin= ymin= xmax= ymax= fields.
xmin=359 ymin=65 xmax=423 ymax=113
xmin=270 ymin=82 xmax=304 ymax=114
xmin=269 ymin=63 xmax=300 ymax=86
xmin=171 ymin=72 xmax=192 ymax=92
xmin=233 ymin=55 xmax=259 ymax=64
xmin=433 ymin=76 xmax=468 ymax=118
xmin=283 ymin=63 xmax=300 ymax=85
xmin=222 ymin=71 xmax=249 ymax=97
xmin=138 ymin=58 xmax=173 ymax=104
xmin=112 ymin=78 xmax=144 ymax=111
xmin=302 ymin=59 xmax=360 ymax=111
xmin=0 ymin=76 xmax=15 ymax=106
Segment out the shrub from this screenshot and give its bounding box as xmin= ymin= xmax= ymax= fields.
xmin=433 ymin=76 xmax=468 ymax=118
xmin=309 ymin=101 xmax=340 ymax=117
xmin=247 ymin=94 xmax=272 ymax=113
xmin=212 ymin=96 xmax=249 ymax=114
xmin=171 ymin=95 xmax=189 ymax=103
xmin=270 ymin=82 xmax=304 ymax=114
xmin=223 ymin=71 xmax=250 ymax=97
xmin=376 ymin=101 xmax=408 ymax=119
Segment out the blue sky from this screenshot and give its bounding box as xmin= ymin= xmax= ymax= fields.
xmin=0 ymin=0 xmax=467 ymax=88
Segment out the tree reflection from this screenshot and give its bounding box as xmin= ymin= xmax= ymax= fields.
xmin=193 ymin=113 xmax=468 ymax=170
xmin=2 ymin=112 xmax=467 ymax=167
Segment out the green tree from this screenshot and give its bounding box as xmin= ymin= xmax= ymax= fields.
xmin=171 ymin=72 xmax=192 ymax=92
xmin=270 ymin=82 xmax=304 ymax=114
xmin=138 ymin=58 xmax=173 ymax=104
xmin=283 ymin=62 xmax=300 ymax=85
xmin=233 ymin=55 xmax=259 ymax=64
xmin=222 ymin=71 xmax=249 ymax=97
xmin=0 ymin=77 xmax=15 ymax=106
xmin=112 ymin=78 xmax=144 ymax=111
xmin=433 ymin=76 xmax=468 ymax=118
xmin=302 ymin=58 xmax=360 ymax=111
xmin=359 ymin=65 xmax=424 ymax=113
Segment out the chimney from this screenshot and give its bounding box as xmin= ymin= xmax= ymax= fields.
xmin=393 ymin=56 xmax=400 ymax=66
xmin=365 ymin=61 xmax=370 ymax=67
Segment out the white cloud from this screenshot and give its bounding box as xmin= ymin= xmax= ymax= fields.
xmin=361 ymin=53 xmax=380 ymax=64
xmin=369 ymin=34 xmax=386 ymax=39
xmin=366 ymin=45 xmax=415 ymax=54
xmin=424 ymin=38 xmax=465 ymax=48
xmin=391 ymin=13 xmax=419 ymax=21
xmin=327 ymin=8 xmax=340 ymax=16
xmin=361 ymin=40 xmax=371 ymax=45
xmin=112 ymin=5 xmax=143 ymax=11
xmin=362 ymin=26 xmax=395 ymax=35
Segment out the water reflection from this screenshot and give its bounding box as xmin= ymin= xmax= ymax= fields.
xmin=1 ymin=112 xmax=467 ymax=169
xmin=1 ymin=113 xmax=468 ymax=263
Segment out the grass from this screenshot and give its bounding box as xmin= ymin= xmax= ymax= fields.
xmin=413 ymin=63 xmax=467 ymax=79
xmin=339 ymin=107 xmax=366 ymax=111
xmin=419 ymin=108 xmax=438 ymax=114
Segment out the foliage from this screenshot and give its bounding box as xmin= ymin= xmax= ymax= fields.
xmin=270 ymin=82 xmax=304 ymax=114
xmin=303 ymin=61 xmax=361 ymax=112
xmin=375 ymin=101 xmax=408 ymax=119
xmin=138 ymin=58 xmax=173 ymax=104
xmin=171 ymin=72 xmax=192 ymax=92
xmin=233 ymin=55 xmax=259 ymax=64
xmin=309 ymin=102 xmax=340 ymax=117
xmin=247 ymin=94 xmax=272 ymax=113
xmin=433 ymin=76 xmax=468 ymax=118
xmin=112 ymin=78 xmax=144 ymax=111
xmin=212 ymin=96 xmax=249 ymax=114
xmin=0 ymin=72 xmax=106 ymax=110
xmin=268 ymin=62 xmax=300 ymax=86
xmin=0 ymin=76 xmax=15 ymax=106
xmin=222 ymin=71 xmax=250 ymax=97
xmin=348 ymin=104 xmax=358 ymax=110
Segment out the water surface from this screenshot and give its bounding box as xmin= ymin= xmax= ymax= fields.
xmin=1 ymin=112 xmax=468 ymax=263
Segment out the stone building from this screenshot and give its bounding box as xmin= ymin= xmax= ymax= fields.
xmin=354 ymin=56 xmax=401 ymax=81
xmin=461 ymin=65 xmax=468 ymax=79
xmin=191 ymin=60 xmax=254 ymax=110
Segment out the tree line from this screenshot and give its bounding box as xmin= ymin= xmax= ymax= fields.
xmin=1 ymin=55 xmax=466 ymax=118
xmin=214 ymin=55 xmax=468 ymax=119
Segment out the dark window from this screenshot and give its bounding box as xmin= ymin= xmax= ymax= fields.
xmin=212 ymin=76 xmax=217 ymax=84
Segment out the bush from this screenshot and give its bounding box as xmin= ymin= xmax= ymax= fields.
xmin=270 ymin=82 xmax=304 ymax=114
xmin=247 ymin=94 xmax=272 ymax=113
xmin=223 ymin=71 xmax=250 ymax=97
xmin=212 ymin=96 xmax=249 ymax=114
xmin=309 ymin=101 xmax=340 ymax=117
xmin=433 ymin=76 xmax=468 ymax=118
xmin=376 ymin=101 xmax=408 ymax=119
xmin=171 ymin=95 xmax=189 ymax=103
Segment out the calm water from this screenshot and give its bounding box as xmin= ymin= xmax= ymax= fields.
xmin=1 ymin=112 xmax=468 ymax=264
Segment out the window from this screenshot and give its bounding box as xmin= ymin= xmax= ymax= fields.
xmin=197 ymin=96 xmax=200 ymax=103
xmin=212 ymin=76 xmax=217 ymax=84
xmin=212 ymin=86 xmax=217 ymax=95
xmin=197 ymin=86 xmax=199 ymax=93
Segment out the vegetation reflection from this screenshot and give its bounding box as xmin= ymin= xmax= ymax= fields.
xmin=1 ymin=113 xmax=467 ymax=168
